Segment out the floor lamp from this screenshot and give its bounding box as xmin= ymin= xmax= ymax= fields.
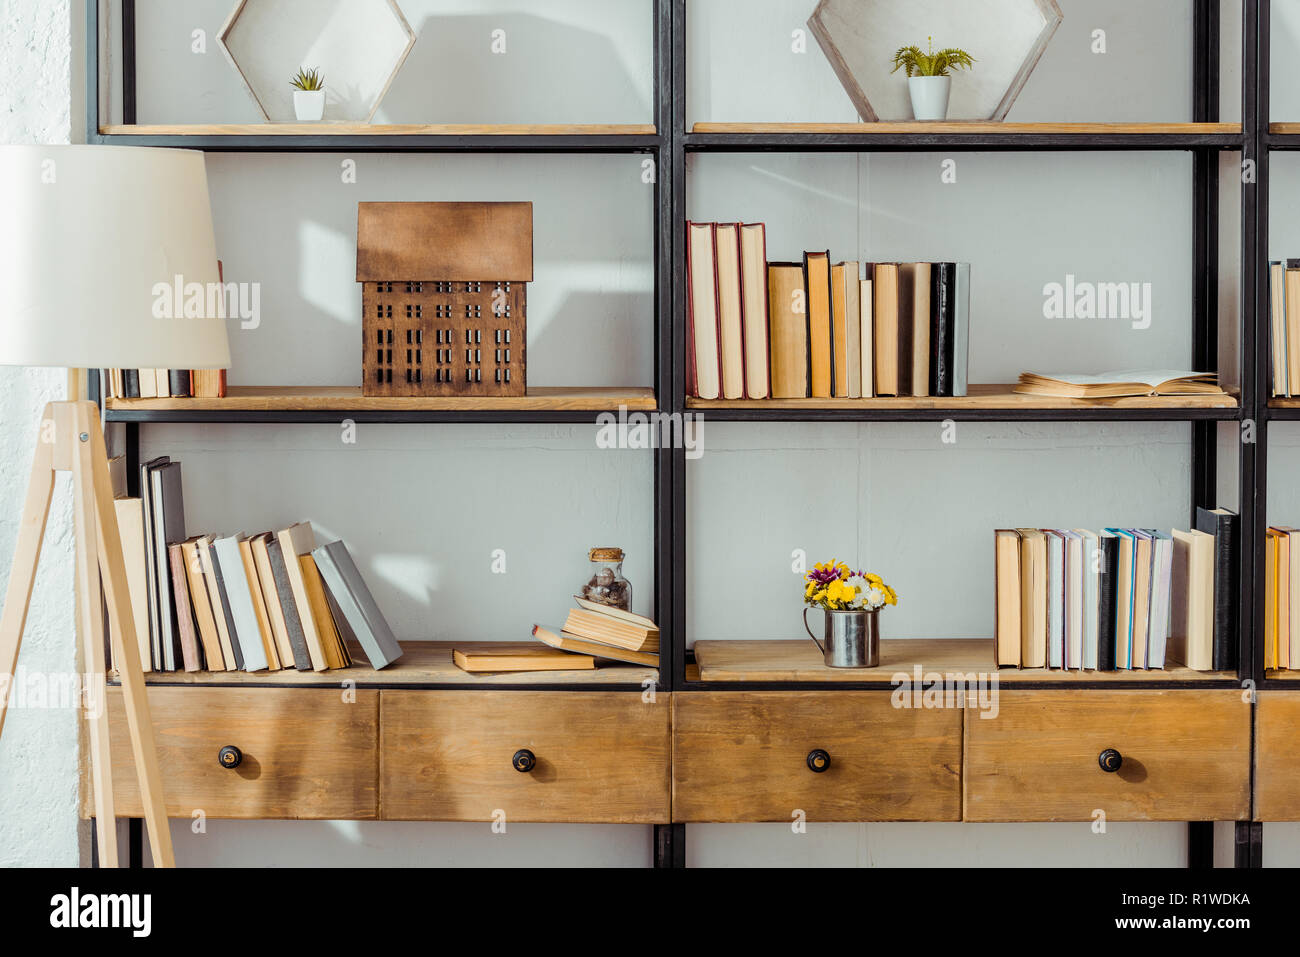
xmin=0 ymin=145 xmax=231 ymax=867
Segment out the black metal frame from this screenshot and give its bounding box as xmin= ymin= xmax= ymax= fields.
xmin=81 ymin=0 xmax=1275 ymax=871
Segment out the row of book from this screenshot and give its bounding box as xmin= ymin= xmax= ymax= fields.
xmin=685 ymin=221 xmax=971 ymax=401
xmin=450 ymin=602 xmax=660 ymax=673
xmin=112 ymin=455 xmax=400 ymax=673
xmin=1266 ymin=525 xmax=1300 ymax=670
xmin=993 ymin=508 xmax=1239 ymax=672
xmin=1269 ymin=260 xmax=1300 ymax=397
xmin=101 ymin=367 xmax=226 ymax=400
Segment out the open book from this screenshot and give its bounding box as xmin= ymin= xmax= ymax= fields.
xmin=1013 ymin=370 xmax=1224 ymax=399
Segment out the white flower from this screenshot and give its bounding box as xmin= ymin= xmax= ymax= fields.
xmin=865 ymin=586 xmax=887 ymax=610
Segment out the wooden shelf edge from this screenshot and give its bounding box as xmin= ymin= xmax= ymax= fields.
xmin=688 ymin=385 xmax=1238 ymax=412
xmin=100 ymin=123 xmax=657 ymax=137
xmin=115 ymin=641 xmax=658 ymax=688
xmin=105 ymin=385 xmax=656 ymax=413
xmin=691 ymin=639 xmax=1234 ymax=684
xmin=692 ymin=121 xmax=1242 ymax=135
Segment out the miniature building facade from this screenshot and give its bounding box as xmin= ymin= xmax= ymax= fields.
xmin=356 ymin=201 xmax=532 ymax=397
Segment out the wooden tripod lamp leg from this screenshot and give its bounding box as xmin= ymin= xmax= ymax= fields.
xmin=79 ymin=403 xmax=175 ymax=867
xmin=61 ymin=403 xmax=121 ymax=868
xmin=0 ymin=405 xmax=56 ymax=744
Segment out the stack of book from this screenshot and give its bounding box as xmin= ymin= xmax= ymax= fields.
xmin=111 ymin=456 xmax=401 ymax=674
xmin=101 ymin=367 xmax=226 ymax=400
xmin=1266 ymin=525 xmax=1300 ymax=670
xmin=1269 ymin=260 xmax=1300 ymax=397
xmin=685 ymin=221 xmax=970 ymax=400
xmin=993 ymin=508 xmax=1238 ymax=672
xmin=453 ymin=600 xmax=659 ymax=673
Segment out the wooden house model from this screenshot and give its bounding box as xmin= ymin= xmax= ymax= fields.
xmin=357 ymin=201 xmax=532 ymax=397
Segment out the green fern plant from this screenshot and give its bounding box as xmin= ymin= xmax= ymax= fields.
xmin=289 ymin=67 xmax=325 ymax=92
xmin=891 ymin=37 xmax=975 ymax=77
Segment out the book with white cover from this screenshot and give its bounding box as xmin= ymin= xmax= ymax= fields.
xmin=212 ymin=534 xmax=269 ymax=672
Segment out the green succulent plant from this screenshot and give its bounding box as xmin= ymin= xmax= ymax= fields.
xmin=891 ymin=37 xmax=975 ymax=77
xmin=289 ymin=67 xmax=325 ymax=92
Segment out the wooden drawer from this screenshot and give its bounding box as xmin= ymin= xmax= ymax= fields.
xmin=1255 ymin=692 xmax=1300 ymax=820
xmin=379 ymin=691 xmax=671 ymax=822
xmin=672 ymin=692 xmax=961 ymax=822
xmin=87 ymin=687 xmax=379 ymax=820
xmin=964 ymin=690 xmax=1249 ymax=822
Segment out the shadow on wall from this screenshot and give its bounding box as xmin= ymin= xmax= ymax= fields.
xmin=528 ymin=289 xmax=653 ymax=387
xmin=381 ymin=13 xmax=651 ymax=124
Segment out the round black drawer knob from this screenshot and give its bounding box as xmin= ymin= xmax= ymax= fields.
xmin=1098 ymin=748 xmax=1123 ymax=773
xmin=807 ymin=749 xmax=831 ymax=773
xmin=218 ymin=745 xmax=243 ymax=770
xmin=512 ymin=749 xmax=536 ymax=773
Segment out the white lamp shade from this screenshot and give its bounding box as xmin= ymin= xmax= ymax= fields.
xmin=0 ymin=145 xmax=231 ymax=370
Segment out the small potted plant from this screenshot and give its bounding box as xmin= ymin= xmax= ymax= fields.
xmin=290 ymin=67 xmax=326 ymax=122
xmin=891 ymin=37 xmax=975 ymax=121
xmin=802 ymin=560 xmax=897 ymax=668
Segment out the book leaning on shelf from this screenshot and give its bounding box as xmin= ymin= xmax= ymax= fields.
xmin=993 ymin=509 xmax=1238 ymax=673
xmin=452 ymin=601 xmax=660 ymax=674
xmin=685 ymin=221 xmax=970 ymax=401
xmin=109 ymin=459 xmax=402 ymax=676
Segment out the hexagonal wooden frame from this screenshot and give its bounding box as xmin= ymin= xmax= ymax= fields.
xmin=808 ymin=0 xmax=1064 ymax=123
xmin=217 ymin=0 xmax=417 ymax=123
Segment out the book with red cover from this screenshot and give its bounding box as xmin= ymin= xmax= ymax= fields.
xmin=686 ymin=223 xmax=722 ymax=399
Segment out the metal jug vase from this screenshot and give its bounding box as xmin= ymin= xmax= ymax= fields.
xmin=803 ymin=607 xmax=880 ymax=668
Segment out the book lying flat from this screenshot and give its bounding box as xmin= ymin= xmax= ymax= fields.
xmin=1013 ymin=370 xmax=1224 ymax=399
xmin=452 ymin=644 xmax=595 ymax=673
xmin=532 ymin=624 xmax=659 ymax=667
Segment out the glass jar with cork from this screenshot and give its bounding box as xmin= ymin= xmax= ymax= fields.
xmin=579 ymin=547 xmax=632 ymax=612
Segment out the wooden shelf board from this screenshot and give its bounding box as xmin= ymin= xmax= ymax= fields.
xmin=688 ymin=384 xmax=1238 ymax=412
xmin=1271 ymin=123 xmax=1300 ymax=134
xmin=692 ymin=122 xmax=1241 ymax=135
xmin=692 ymin=639 xmax=1232 ymax=684
xmin=1265 ymin=670 xmax=1300 ymax=679
xmin=106 ymin=385 xmax=656 ymax=412
xmin=120 ymin=641 xmax=657 ymax=688
xmin=100 ymin=123 xmax=656 ymax=137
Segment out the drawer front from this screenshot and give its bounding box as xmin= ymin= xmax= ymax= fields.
xmin=1256 ymin=692 xmax=1300 ymax=820
xmin=964 ymin=690 xmax=1249 ymax=822
xmin=672 ymin=692 xmax=962 ymax=822
xmin=92 ymin=687 xmax=379 ymax=820
xmin=379 ymin=691 xmax=671 ymax=823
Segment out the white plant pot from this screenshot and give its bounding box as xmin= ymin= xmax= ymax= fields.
xmin=907 ymin=75 xmax=952 ymax=121
xmin=293 ymin=90 xmax=326 ymax=122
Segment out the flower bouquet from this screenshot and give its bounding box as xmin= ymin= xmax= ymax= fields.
xmin=803 ymin=561 xmax=897 ymax=611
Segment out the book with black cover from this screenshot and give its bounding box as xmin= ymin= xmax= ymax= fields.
xmin=930 ymin=262 xmax=955 ymax=396
xmin=149 ymin=461 xmax=187 ymax=672
xmin=168 ymin=369 xmax=192 ymax=397
xmin=123 ymin=369 xmax=141 ymax=399
xmin=206 ymin=540 xmax=245 ymax=670
xmin=1097 ymin=532 xmax=1119 ymax=671
xmin=1196 ymin=506 xmax=1240 ymax=672
xmin=138 ymin=456 xmax=169 ymax=670
xmin=265 ymin=537 xmax=314 ymax=671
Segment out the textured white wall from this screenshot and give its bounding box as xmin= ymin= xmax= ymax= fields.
xmin=0 ymin=0 xmax=83 ymax=868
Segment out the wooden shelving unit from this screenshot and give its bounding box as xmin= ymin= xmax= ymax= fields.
xmin=82 ymin=0 xmax=1280 ymax=870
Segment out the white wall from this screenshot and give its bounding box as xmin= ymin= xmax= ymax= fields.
xmin=0 ymin=0 xmax=1281 ymax=866
xmin=0 ymin=0 xmax=83 ymax=868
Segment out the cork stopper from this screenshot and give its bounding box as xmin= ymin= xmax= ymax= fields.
xmin=588 ymin=547 xmax=624 ymax=562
